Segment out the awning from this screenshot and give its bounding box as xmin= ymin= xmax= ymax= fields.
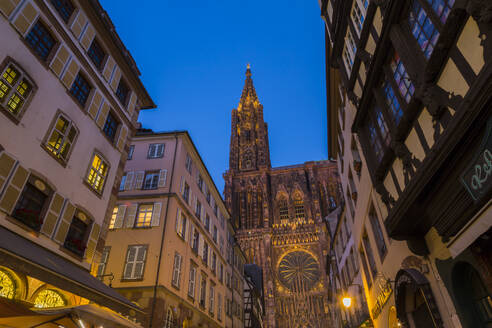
xmin=0 ymin=302 xmax=142 ymax=328
xmin=0 ymin=227 xmax=142 ymax=317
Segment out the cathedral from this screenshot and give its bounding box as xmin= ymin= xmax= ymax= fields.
xmin=224 ymin=66 xmax=340 ymax=328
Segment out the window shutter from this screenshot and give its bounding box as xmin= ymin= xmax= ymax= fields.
xmin=113 ymin=204 xmax=126 ymax=229
xmin=53 ymin=202 xmax=75 ymax=244
xmin=124 ymin=246 xmax=136 ymax=279
xmin=87 ymin=89 xmax=103 ymax=119
xmin=49 ymin=45 xmax=70 ymax=78
xmin=180 ymin=176 xmax=184 ymax=194
xmin=61 ymin=58 xmax=80 ymax=89
xmin=102 ymin=56 xmax=115 ymax=82
xmin=135 ymin=246 xmax=147 ymax=278
xmin=189 ymin=267 xmax=196 ymax=297
xmin=134 ymin=171 xmax=145 ymax=189
xmin=189 ymin=224 xmax=194 ymax=247
xmin=116 ymin=125 xmax=128 ymax=152
xmin=95 ymin=101 xmax=110 ymax=128
xmin=110 ymin=67 xmax=121 ymax=92
xmin=172 ymin=253 xmax=180 ymax=286
xmin=0 ymin=0 xmax=22 ymax=18
xmin=40 ymin=192 xmax=64 ymax=237
xmin=80 ymin=24 xmax=95 ymax=51
xmin=157 ymin=144 xmax=165 ymax=157
xmin=85 ymin=222 xmax=101 ymax=262
xmin=175 ymin=208 xmax=181 ymax=233
xmin=151 ymin=202 xmax=161 ymax=227
xmin=127 ymin=92 xmax=137 ymax=118
xmin=0 ymin=164 xmax=29 ymax=214
xmin=125 ymin=204 xmax=137 ymax=228
xmin=158 ymin=169 xmax=167 ymax=188
xmin=12 ymin=2 xmax=38 ymax=36
xmin=70 ymin=10 xmax=87 ymax=39
xmin=124 ymin=171 xmax=134 ymax=190
xmin=0 ymin=151 xmax=17 ymax=194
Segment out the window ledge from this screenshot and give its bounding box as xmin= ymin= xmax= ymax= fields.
xmin=121 ymin=277 xmax=144 ymax=282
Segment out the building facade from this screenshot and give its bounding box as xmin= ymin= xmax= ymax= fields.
xmin=320 ymin=0 xmax=492 ymax=327
xmin=223 ymin=66 xmax=341 ymax=328
xmin=0 ymin=0 xmax=153 ymax=321
xmin=100 ymin=129 xmax=245 ymax=328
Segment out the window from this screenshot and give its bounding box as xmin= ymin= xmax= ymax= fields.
xmin=197 ymin=175 xmax=204 ymax=191
xmin=109 ymin=206 xmax=118 ymax=229
xmin=86 ymin=153 xmax=108 ymax=193
xmin=102 ymin=111 xmax=119 ymax=142
xmin=123 ymin=245 xmax=147 ymax=280
xmin=164 ymin=308 xmax=174 ymax=328
xmin=220 ymin=213 xmax=225 ymax=228
xmin=409 ymin=0 xmax=439 ymax=59
xmin=368 ymin=120 xmax=384 ymax=162
xmin=127 ymin=145 xmax=134 ymax=160
xmin=185 ymin=154 xmax=193 ymax=173
xmin=213 ymin=203 xmax=218 ymax=217
xmin=171 ymin=252 xmax=182 ymax=288
xmin=213 ymin=225 xmax=218 ymax=243
xmin=278 ymin=198 xmax=289 ymax=222
xmin=97 ymin=246 xmax=110 ymax=278
xmin=119 ymin=175 xmax=126 ymax=191
xmin=351 ymin=0 xmax=367 ymax=35
xmin=196 ymin=201 xmax=202 ymax=220
xmin=70 ymin=73 xmax=91 ymax=106
xmin=135 ymin=204 xmax=153 ymax=228
xmin=211 ymin=252 xmax=217 ymax=273
xmin=64 ymin=212 xmax=90 ymax=257
xmin=188 ymin=264 xmax=196 ymax=298
xmin=369 ymin=206 xmax=387 ymax=260
xmin=143 ymin=171 xmax=159 ymax=190
xmin=294 ymin=196 xmax=305 ymax=220
xmin=45 ymin=113 xmax=78 ymax=162
xmin=87 ymin=39 xmax=106 ymax=70
xmin=219 ymin=262 xmax=224 ymax=282
xmin=25 ymin=21 xmax=56 ymax=61
xmin=50 ymin=0 xmax=74 ymax=23
xmin=209 ymin=283 xmax=215 ymax=314
xmin=390 ymin=52 xmax=415 ymax=104
xmin=203 ymin=242 xmax=209 ymax=265
xmin=116 ymin=79 xmax=129 ymax=105
xmin=426 ymin=0 xmax=455 ymax=24
xmin=362 ymin=230 xmax=378 ymax=279
xmin=199 ymin=275 xmax=207 ymax=308
xmin=383 ymin=82 xmax=404 ymax=124
xmin=13 ymin=177 xmax=51 ymax=231
xmin=204 ymin=214 xmax=210 ymax=231
xmin=192 ymin=229 xmax=199 ymax=253
xmin=147 ymin=143 xmax=164 ymax=158
xmin=177 ymin=213 xmax=187 ymax=239
xmin=342 ymin=30 xmax=357 ymax=72
xmin=183 ymin=182 xmax=190 ymax=203
xmin=206 ymin=190 xmax=211 ymax=204
xmin=0 ymin=64 xmax=33 ymax=117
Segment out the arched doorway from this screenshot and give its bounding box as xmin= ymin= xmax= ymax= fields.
xmin=452 ymin=262 xmax=492 ymax=327
xmin=394 ymin=268 xmax=444 ymax=328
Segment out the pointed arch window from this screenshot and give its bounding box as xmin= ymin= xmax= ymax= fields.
xmin=278 ymin=197 xmax=289 ymax=223
xmin=293 ymin=194 xmax=305 ymax=220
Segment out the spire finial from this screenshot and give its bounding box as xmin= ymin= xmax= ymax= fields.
xmin=247 ymin=63 xmax=251 ymax=69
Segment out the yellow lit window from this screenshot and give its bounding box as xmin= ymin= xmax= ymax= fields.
xmin=46 ymin=114 xmax=78 ymax=162
xmin=0 ymin=269 xmax=15 ymax=299
xmin=135 ymin=204 xmax=153 ymax=228
xmin=109 ymin=206 xmax=118 ymax=229
xmin=278 ymin=198 xmax=289 ymax=223
xmin=294 ymin=198 xmax=304 ymax=220
xmin=87 ymin=154 xmax=108 ymax=193
xmin=0 ymin=64 xmax=33 ymax=116
xmin=34 ymin=289 xmax=66 ymax=308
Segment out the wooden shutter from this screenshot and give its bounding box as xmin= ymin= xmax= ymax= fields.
xmin=123 ymin=246 xmax=136 ymax=279
xmin=87 ymin=90 xmax=103 ymax=119
xmin=198 ymin=234 xmax=203 ymax=259
xmin=124 ymin=171 xmax=134 ymax=190
xmin=127 ymin=92 xmax=137 ymax=118
xmin=134 ymin=246 xmax=147 ymax=278
xmin=0 ymin=151 xmax=17 ymax=194
xmin=158 ymin=169 xmax=167 ymax=188
xmin=0 ymin=164 xmax=28 ymax=214
xmin=102 ymin=56 xmax=115 ymax=82
xmin=110 ymin=67 xmax=121 ymax=92
xmin=125 ymin=204 xmax=138 ymax=228
xmin=80 ymin=24 xmax=95 ymax=51
xmin=85 ymin=222 xmax=101 ymax=262
xmin=116 ymin=125 xmax=128 ymax=152
xmin=134 ymin=171 xmax=145 ymax=189
xmin=113 ymin=204 xmax=126 ymax=229
xmin=61 ymin=59 xmax=80 ymax=89
xmin=151 ymin=202 xmax=161 ymax=227
xmin=175 ymin=207 xmax=181 ymax=233
xmin=49 ymin=45 xmax=70 ymax=78
xmin=40 ymin=192 xmax=64 ymax=237
xmin=53 ymin=202 xmax=75 ymax=244
xmin=95 ymin=101 xmax=110 ymax=128
xmin=172 ymin=253 xmax=180 ymax=286
xmin=189 ymin=266 xmax=196 ymax=296
xmin=12 ymin=2 xmax=38 ymax=36
xmin=189 ymin=224 xmax=195 ymax=247
xmin=0 ymin=0 xmax=22 ymax=18
xmin=70 ymin=10 xmax=87 ymax=39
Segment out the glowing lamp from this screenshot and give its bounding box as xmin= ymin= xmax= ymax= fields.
xmin=342 ymin=296 xmax=352 ymax=308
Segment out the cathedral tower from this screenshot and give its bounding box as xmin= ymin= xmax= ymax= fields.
xmin=224 ymin=66 xmax=340 ymax=328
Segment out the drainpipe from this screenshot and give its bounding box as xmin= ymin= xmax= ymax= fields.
xmin=149 ymin=133 xmax=179 ymax=328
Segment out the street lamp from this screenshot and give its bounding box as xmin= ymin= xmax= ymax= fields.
xmin=342 ymin=296 xmax=352 ymax=308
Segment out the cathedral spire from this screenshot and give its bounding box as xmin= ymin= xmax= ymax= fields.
xmin=239 ymin=63 xmax=259 ymax=108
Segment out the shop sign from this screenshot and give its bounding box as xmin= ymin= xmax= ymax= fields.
xmin=371 ymin=280 xmax=393 ymax=319
xmin=461 ymin=117 xmax=492 ymax=202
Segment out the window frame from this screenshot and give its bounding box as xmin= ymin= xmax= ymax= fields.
xmin=85 ymin=151 xmax=110 ymax=195
xmin=25 ymin=20 xmax=57 ymax=62
xmin=171 ymin=252 xmax=182 ymax=288
xmin=102 ymin=110 xmax=119 ymax=143
xmin=50 ymin=0 xmax=75 ymax=23
xmin=135 ymin=203 xmax=154 ymax=228
xmin=147 ymin=143 xmax=165 ymax=159
xmin=87 ymin=38 xmax=106 ymax=71
xmin=122 ymin=244 xmax=148 ymax=280
xmin=188 ymin=263 xmax=197 ymax=298
xmin=115 ymin=79 xmax=130 ymax=106
xmin=70 ymin=72 xmax=92 ymax=107
xmin=63 ymin=210 xmax=92 ymax=257
xmin=97 ymin=246 xmax=111 ymax=278
xmin=127 ymin=145 xmax=135 ymax=160
xmin=143 ymin=171 xmax=160 ymax=190
xmin=43 ymin=111 xmax=79 ymax=164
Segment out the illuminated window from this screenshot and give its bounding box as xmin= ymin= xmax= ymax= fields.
xmin=123 ymin=245 xmax=147 ymax=279
xmin=102 ymin=111 xmax=119 ymax=142
xmin=390 ymin=52 xmax=415 ymax=104
xmin=0 ymin=269 xmax=15 ymax=299
xmin=109 ymin=207 xmax=118 ymax=229
xmin=50 ymin=0 xmax=75 ymax=23
xmin=87 ymin=39 xmax=106 ymax=70
xmin=25 ymin=21 xmax=56 ymax=61
xmin=34 ymin=289 xmax=66 ymax=308
xmin=86 ymin=153 xmax=108 ymax=193
xmin=45 ymin=113 xmax=78 ymax=162
xmin=426 ymin=0 xmax=455 ymax=24
xmin=70 ymin=73 xmax=91 ymax=106
xmin=135 ymin=204 xmax=153 ymax=228
xmin=278 ymin=198 xmax=289 ymax=223
xmin=0 ymin=64 xmax=33 ymax=117
xmin=116 ymin=79 xmax=129 ymax=105
xmin=294 ymin=196 xmax=305 ymax=220
xmin=409 ymin=0 xmax=439 ymax=59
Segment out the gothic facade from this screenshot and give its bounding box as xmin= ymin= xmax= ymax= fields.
xmin=224 ymin=66 xmax=340 ymax=328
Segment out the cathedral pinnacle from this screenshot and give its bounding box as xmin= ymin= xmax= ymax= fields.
xmin=240 ymin=63 xmax=258 ymax=105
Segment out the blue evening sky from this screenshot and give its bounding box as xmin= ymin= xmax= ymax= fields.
xmin=101 ymin=0 xmax=327 ymax=193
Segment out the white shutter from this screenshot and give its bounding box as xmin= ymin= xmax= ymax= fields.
xmin=151 ymin=202 xmax=162 ymax=227
xmin=158 ymin=169 xmax=167 ymax=188
xmin=189 ymin=266 xmax=196 ymax=297
xmin=135 ymin=171 xmax=145 ymax=189
xmin=124 ymin=246 xmax=137 ymax=278
xmin=114 ymin=205 xmax=127 ymax=229
xmin=198 ymin=235 xmax=203 ymax=258
xmin=125 ymin=204 xmax=138 ymax=228
xmin=189 ymin=224 xmax=195 ymax=247
xmin=147 ymin=144 xmax=155 ymax=158
xmin=175 ymin=208 xmax=181 ymax=233
xmin=172 ymin=253 xmax=181 ymax=287
xmin=134 ymin=246 xmax=147 ymax=278
xmin=124 ymin=171 xmax=134 ymax=190
xmin=157 ymin=144 xmax=165 ymax=157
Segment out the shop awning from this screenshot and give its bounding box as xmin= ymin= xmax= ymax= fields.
xmin=0 ymin=227 xmax=142 ymax=317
